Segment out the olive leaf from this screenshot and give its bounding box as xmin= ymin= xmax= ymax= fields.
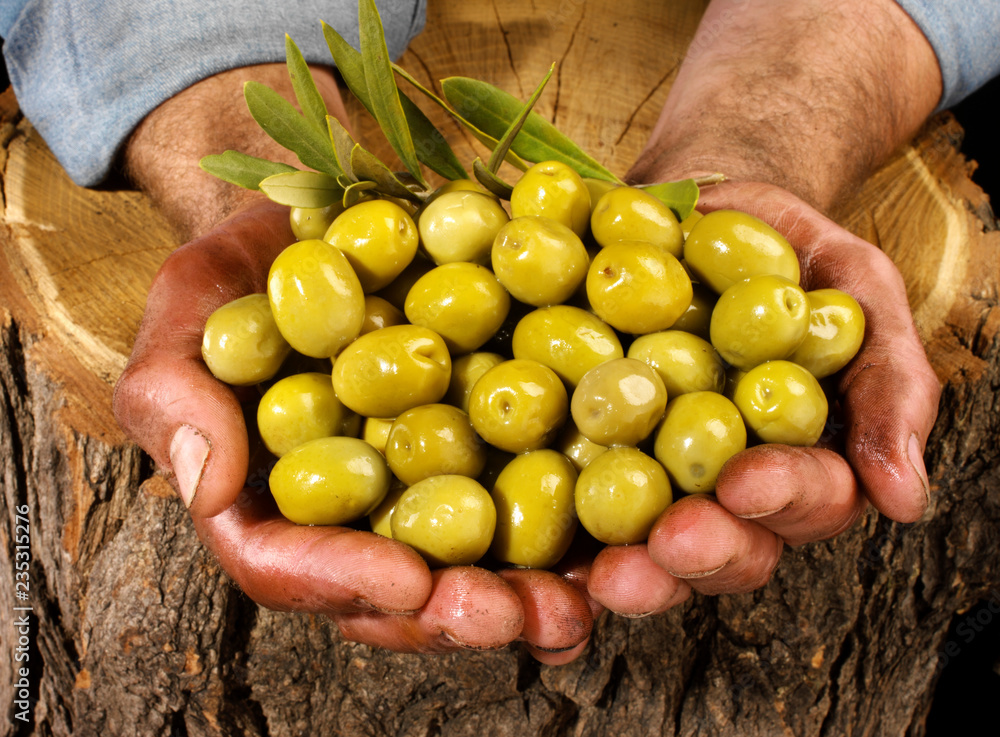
xmin=327 ymin=115 xmax=358 ymax=181
xmin=351 ymin=144 xmax=422 ymax=202
xmin=285 ymin=35 xmax=328 ymax=132
xmin=244 ymin=81 xmax=343 ymax=177
xmin=322 ymin=21 xmax=466 ymax=181
xmin=486 ymin=63 xmax=554 ymax=174
xmin=472 ymin=158 xmax=514 ymax=199
xmin=343 ymin=180 xmax=378 ymax=207
xmin=199 ymin=151 xmax=298 ymax=190
xmin=392 ymin=63 xmax=530 ymax=173
xmin=441 ymin=76 xmax=621 ymax=182
xmin=357 ymin=0 xmax=426 ymax=187
xmin=258 ymin=170 xmax=344 ymax=208
xmin=641 ymin=179 xmax=700 ymax=221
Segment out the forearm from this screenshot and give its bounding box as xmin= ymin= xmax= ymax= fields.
xmin=628 ymin=0 xmax=942 ymax=214
xmin=123 ymin=63 xmax=347 ymax=240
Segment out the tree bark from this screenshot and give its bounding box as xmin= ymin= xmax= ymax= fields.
xmin=3 ymin=2 xmax=999 ymax=735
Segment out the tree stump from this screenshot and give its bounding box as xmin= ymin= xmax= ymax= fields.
xmin=2 ymin=2 xmax=998 ymax=735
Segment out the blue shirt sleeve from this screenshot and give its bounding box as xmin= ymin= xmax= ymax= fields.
xmin=2 ymin=0 xmax=426 ymax=186
xmin=894 ymin=0 xmax=1000 ymax=111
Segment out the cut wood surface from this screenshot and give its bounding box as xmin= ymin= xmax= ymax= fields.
xmin=2 ymin=1 xmax=999 ymax=735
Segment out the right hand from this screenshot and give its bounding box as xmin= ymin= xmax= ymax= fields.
xmin=113 ymin=196 xmax=595 ymax=659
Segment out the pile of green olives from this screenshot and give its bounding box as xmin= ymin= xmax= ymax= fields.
xmin=201 ymin=160 xmax=865 ymax=568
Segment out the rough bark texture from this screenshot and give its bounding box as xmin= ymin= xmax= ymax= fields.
xmin=3 ymin=2 xmax=999 ymax=735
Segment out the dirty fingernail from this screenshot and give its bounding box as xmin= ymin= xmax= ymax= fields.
xmin=170 ymin=425 xmax=209 ymax=507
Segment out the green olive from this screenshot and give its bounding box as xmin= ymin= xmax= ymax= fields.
xmin=733 ymin=360 xmax=828 ymax=446
xmin=257 ymin=372 xmax=359 ymax=457
xmin=571 ymin=358 xmax=667 ymax=446
xmin=491 ymin=216 xmax=590 ymax=306
xmin=390 ymin=475 xmax=496 ymax=567
xmin=555 ymin=420 xmax=608 ymax=472
xmin=361 ymin=415 xmax=395 ymax=455
xmin=445 ymin=352 xmax=506 ymax=413
xmin=510 ymin=160 xmax=592 ymax=237
xmin=385 ymin=403 xmax=486 ymax=485
xmin=668 ymin=281 xmax=717 ymax=340
xmin=268 ymin=437 xmax=390 ymax=526
xmin=590 ymin=186 xmax=683 ymax=258
xmin=423 ymin=178 xmax=494 ymax=203
xmin=653 ymin=391 xmax=747 ymax=493
xmin=710 ymin=274 xmax=810 ymax=370
xmin=586 ymin=240 xmax=693 ymax=334
xmin=511 ymin=304 xmax=623 ymax=387
xmin=627 ymin=330 xmax=726 ymax=397
xmin=323 ymin=199 xmax=419 ymax=292
xmin=404 ymin=262 xmax=510 ymax=355
xmin=290 ymin=202 xmax=345 ymax=241
xmin=375 ymin=254 xmax=435 ymax=311
xmin=683 ymin=209 xmax=800 ymax=294
xmin=360 ymin=294 xmax=407 ymax=335
xmin=267 ymin=239 xmax=365 ymax=358
xmin=332 ymin=325 xmax=452 ymax=419
xmin=678 ymin=209 xmax=703 ymax=240
xmin=490 ymin=449 xmax=578 ymax=569
xmin=583 ymin=178 xmax=619 ymax=215
xmin=789 ymin=288 xmax=866 ymax=378
xmin=201 ymin=293 xmax=291 ymax=386
xmin=418 ymin=190 xmax=510 ymax=265
xmin=368 ymin=479 xmax=407 ymax=538
xmin=575 ymin=446 xmax=672 ymax=545
xmin=467 ymin=358 xmax=568 ymax=453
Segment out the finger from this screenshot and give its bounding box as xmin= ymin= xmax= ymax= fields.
xmin=114 ymin=200 xmax=295 ymax=517
xmin=192 ymin=487 xmax=433 ymax=615
xmin=588 ymin=544 xmax=691 ymax=617
xmin=647 ymin=495 xmax=784 ymax=595
xmin=334 ymin=567 xmax=525 ymax=653
xmin=715 ymin=444 xmax=867 ymax=546
xmin=498 ymin=568 xmax=594 ymax=665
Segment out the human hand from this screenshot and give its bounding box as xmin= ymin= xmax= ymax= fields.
xmin=586 ymin=179 xmax=941 ymax=615
xmin=113 ymin=195 xmax=596 ymax=661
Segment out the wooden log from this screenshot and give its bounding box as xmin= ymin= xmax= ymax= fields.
xmin=2 ymin=2 xmax=999 ymax=735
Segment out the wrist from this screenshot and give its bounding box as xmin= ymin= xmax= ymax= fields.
xmin=124 ymin=63 xmax=346 ymax=240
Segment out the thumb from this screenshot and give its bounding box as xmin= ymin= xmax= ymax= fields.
xmin=114 ymin=200 xmax=294 ymax=516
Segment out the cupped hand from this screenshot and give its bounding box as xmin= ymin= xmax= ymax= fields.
xmin=588 ymin=180 xmax=941 ymax=614
xmin=113 ymin=196 xmax=594 ymax=659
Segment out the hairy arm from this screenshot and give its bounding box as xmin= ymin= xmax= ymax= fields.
xmin=628 ymin=0 xmax=942 ymax=213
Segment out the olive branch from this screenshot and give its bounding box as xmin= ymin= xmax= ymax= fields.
xmin=199 ymin=0 xmax=701 ymax=219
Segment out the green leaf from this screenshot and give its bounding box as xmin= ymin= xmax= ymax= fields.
xmin=323 ymin=21 xmax=467 ymax=181
xmin=393 ymin=63 xmax=530 ymax=172
xmin=357 ymin=0 xmax=425 ymax=186
xmin=244 ymin=81 xmax=343 ymax=177
xmin=473 ymin=158 xmax=514 ymax=200
xmin=441 ymin=76 xmax=621 ymax=182
xmin=486 ymin=63 xmax=554 ymax=174
xmin=327 ymin=115 xmax=358 ymax=181
xmin=258 ymin=170 xmax=344 ymax=208
xmin=350 ymin=144 xmax=422 ymax=202
xmin=343 ymin=180 xmax=378 ymax=208
xmin=640 ymin=179 xmax=700 ymax=222
xmin=285 ymin=35 xmax=328 ymax=132
xmin=199 ymin=151 xmax=298 ymax=190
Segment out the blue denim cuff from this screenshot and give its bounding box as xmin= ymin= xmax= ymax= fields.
xmin=895 ymin=0 xmax=1000 ymax=111
xmin=2 ymin=0 xmax=426 ymax=186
